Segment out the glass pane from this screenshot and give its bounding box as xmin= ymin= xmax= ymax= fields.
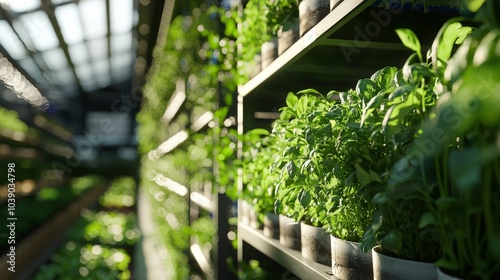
xmin=111 ymin=53 xmax=133 ymax=81
xmin=97 ymin=74 xmax=111 ymax=88
xmin=79 ymin=0 xmax=106 ymax=39
xmin=111 ymin=32 xmax=132 ymax=53
xmin=56 ymin=83 xmax=79 ymax=97
xmin=52 ymin=0 xmax=75 ymax=5
xmin=18 ymin=11 xmax=59 ymax=51
xmin=18 ymin=57 xmax=44 ymax=83
xmin=110 ymin=0 xmax=133 ymax=33
xmin=75 ymin=63 xmax=93 ymax=81
xmin=111 ymin=52 xmax=133 ymax=70
xmin=4 ymin=0 xmax=40 ymax=13
xmin=0 ymin=20 xmax=26 ymax=59
xmin=41 ymin=48 xmax=68 ymax=70
xmin=51 ymin=68 xmax=75 ymax=85
xmin=68 ymin=42 xmax=90 ymax=64
xmin=92 ymin=58 xmax=109 ymax=78
xmin=55 ymin=3 xmax=84 ymax=44
xmin=88 ymin=37 xmax=107 ymax=60
xmin=81 ymin=79 xmax=99 ymax=92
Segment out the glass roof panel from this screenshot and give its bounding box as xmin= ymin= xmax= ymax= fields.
xmin=41 ymin=48 xmax=68 ymax=70
xmin=75 ymin=63 xmax=93 ymax=81
xmin=55 ymin=3 xmax=85 ymax=44
xmin=79 ymin=0 xmax=107 ymax=39
xmin=18 ymin=11 xmax=59 ymax=52
xmin=17 ymin=57 xmax=44 ymax=83
xmin=88 ymin=37 xmax=108 ymax=60
xmin=68 ymin=42 xmax=90 ymax=64
xmin=110 ymin=0 xmax=133 ymax=34
xmin=51 ymin=68 xmax=75 ymax=85
xmin=52 ymin=0 xmax=75 ymax=5
xmin=111 ymin=53 xmax=133 ymax=82
xmin=3 ymin=0 xmax=40 ymax=13
xmin=81 ymin=79 xmax=99 ymax=92
xmin=93 ymin=58 xmax=109 ymax=77
xmin=0 ymin=20 xmax=27 ymax=59
xmin=111 ymin=32 xmax=133 ymax=53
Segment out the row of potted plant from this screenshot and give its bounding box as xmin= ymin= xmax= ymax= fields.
xmin=239 ymin=0 xmax=499 ymax=278
xmin=31 ymin=178 xmax=139 ymax=280
xmin=237 ymin=0 xmax=463 ymax=81
xmin=238 ymin=0 xmax=331 ymax=78
xmin=0 ymin=175 xmax=104 ymax=254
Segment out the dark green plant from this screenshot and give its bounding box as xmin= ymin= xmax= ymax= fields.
xmin=33 ymin=241 xmax=132 ymax=280
xmin=360 ymin=19 xmax=473 ymax=260
xmin=236 ymin=0 xmax=301 ymax=83
xmin=99 ymin=177 xmax=136 ymax=208
xmin=241 ymin=128 xmax=280 ymax=222
xmin=272 ymin=90 xmax=340 ymax=227
xmin=389 ymin=0 xmax=500 ymax=277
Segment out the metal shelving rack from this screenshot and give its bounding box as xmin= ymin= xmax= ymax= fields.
xmin=237 ymin=0 xmax=459 ymax=278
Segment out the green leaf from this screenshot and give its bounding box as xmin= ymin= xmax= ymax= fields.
xmin=435 ymin=258 xmax=459 ymax=271
xmin=388 ymin=84 xmax=414 ymax=100
xmin=296 ymin=88 xmax=322 ymax=97
xmin=431 ymin=19 xmax=472 ymax=70
xmin=369 ymin=170 xmax=383 ymax=183
xmin=355 ymin=163 xmax=372 ymax=186
xmin=214 ymin=106 xmax=229 ymax=123
xmin=449 ymin=146 xmax=498 ymax=191
xmin=296 ymin=95 xmax=309 ymax=115
xmin=370 ymin=66 xmax=398 ymax=89
xmin=381 ymin=230 xmax=403 ymax=253
xmin=361 ymin=92 xmax=385 ymax=127
xmin=418 ymin=212 xmax=436 ymax=228
xmin=247 ymin=128 xmax=269 ymax=136
xmin=286 ymin=92 xmax=298 ymax=108
xmin=372 ymin=192 xmax=388 ymax=205
xmin=464 ymin=0 xmax=485 ymax=12
xmin=382 ymin=91 xmax=420 ymax=136
xmin=299 ymin=190 xmax=312 ymax=208
xmin=395 ymin=29 xmax=422 ymax=61
xmin=355 ymin=79 xmax=379 ymax=104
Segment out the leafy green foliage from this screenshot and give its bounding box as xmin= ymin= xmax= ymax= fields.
xmin=66 ymin=210 xmax=141 ymax=247
xmin=33 ymin=242 xmax=132 ymax=280
xmin=385 ymin=1 xmax=500 ymax=277
xmin=359 ymin=20 xmax=475 ymax=260
xmin=99 ymin=177 xmax=136 ymax=208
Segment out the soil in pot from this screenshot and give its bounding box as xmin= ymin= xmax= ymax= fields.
xmin=331 ymin=235 xmax=372 ymax=279
xmin=263 ymin=212 xmax=280 ymax=239
xmin=261 ymin=37 xmax=278 ymax=69
xmin=372 ymin=246 xmax=437 ymax=280
xmin=279 ymin=215 xmax=301 ymax=250
xmin=278 ymin=19 xmax=300 ymax=55
xmin=301 ymin=223 xmax=331 ymax=266
xmin=299 ymin=0 xmax=330 ymax=37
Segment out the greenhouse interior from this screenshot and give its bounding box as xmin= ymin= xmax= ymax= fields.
xmin=0 ymin=0 xmax=499 ymax=279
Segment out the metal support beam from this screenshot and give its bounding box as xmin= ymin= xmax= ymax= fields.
xmin=40 ymin=0 xmax=83 ymax=93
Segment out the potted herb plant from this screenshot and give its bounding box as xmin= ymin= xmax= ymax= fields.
xmin=299 ymin=0 xmax=330 ymax=36
xmin=390 ymin=0 xmax=500 ymax=278
xmin=264 ymin=0 xmax=301 ymax=55
xmin=273 ymin=90 xmax=334 ymax=265
xmin=357 ymin=18 xmax=474 ymax=278
xmin=241 ymin=128 xmax=281 ymax=235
